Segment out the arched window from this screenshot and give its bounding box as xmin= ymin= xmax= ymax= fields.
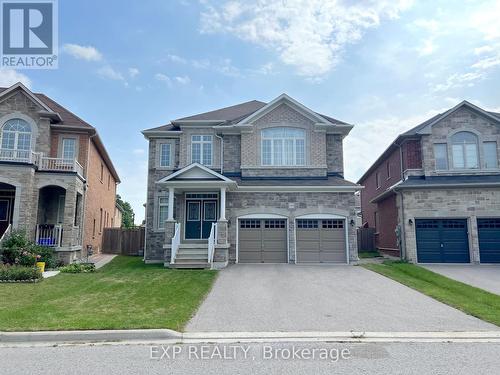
xmin=451 ymin=131 xmax=478 ymax=169
xmin=1 ymin=119 xmax=32 ymax=160
xmin=261 ymin=127 xmax=305 ymax=166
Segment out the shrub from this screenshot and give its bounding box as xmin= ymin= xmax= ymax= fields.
xmin=1 ymin=231 xmax=56 ymax=268
xmin=0 ymin=264 xmax=42 ymax=282
xmin=33 ymin=245 xmax=57 ymax=269
xmin=59 ymin=263 xmax=95 ymax=273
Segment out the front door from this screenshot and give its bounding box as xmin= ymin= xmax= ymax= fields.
xmin=185 ymin=199 xmax=218 ymax=239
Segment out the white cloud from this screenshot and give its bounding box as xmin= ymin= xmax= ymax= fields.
xmin=97 ymin=66 xmax=125 ymax=81
xmin=62 ymin=44 xmax=102 ymax=61
xmin=165 ymin=53 xmax=240 ymax=76
xmin=474 ymin=45 xmax=495 ymax=55
xmin=200 ymin=0 xmax=413 ymax=78
xmin=174 ymin=75 xmax=191 ymax=85
xmin=431 ymin=71 xmax=485 ymax=92
xmin=132 ymin=148 xmax=145 ymax=155
xmin=0 ymin=69 xmax=31 ymax=88
xmin=128 ymin=68 xmax=140 ymax=78
xmin=155 ymin=73 xmax=172 ymax=87
xmin=472 ymin=56 xmax=500 ymax=70
xmin=470 ymin=1 xmax=500 ymax=41
xmin=417 ymin=38 xmax=437 ymax=56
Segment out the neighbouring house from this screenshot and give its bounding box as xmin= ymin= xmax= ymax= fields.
xmin=358 ymin=100 xmax=500 ymax=264
xmin=113 ymin=202 xmax=123 ymax=228
xmin=0 ymin=82 xmax=120 ymax=263
xmin=142 ymin=94 xmax=360 ymax=268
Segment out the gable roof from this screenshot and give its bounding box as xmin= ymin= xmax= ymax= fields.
xmin=0 ymin=82 xmax=120 ymax=182
xmin=157 ymin=163 xmax=236 ymax=184
xmin=143 ymin=95 xmax=351 ymax=133
xmin=357 ymin=100 xmax=500 ymax=184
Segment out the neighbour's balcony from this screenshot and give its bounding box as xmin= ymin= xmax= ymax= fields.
xmin=0 ymin=148 xmax=84 ymax=177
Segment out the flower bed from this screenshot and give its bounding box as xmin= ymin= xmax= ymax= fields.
xmin=0 ymin=264 xmax=42 ymax=283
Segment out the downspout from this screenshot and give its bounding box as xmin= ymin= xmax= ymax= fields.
xmin=397 ymin=143 xmax=406 ymax=261
xmin=81 ymin=131 xmax=97 ymax=256
xmin=214 ymin=132 xmax=224 ymax=174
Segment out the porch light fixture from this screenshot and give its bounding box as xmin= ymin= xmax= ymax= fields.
xmin=408 ymin=219 xmax=413 ymax=225
xmin=350 ymin=219 xmax=355 ymax=226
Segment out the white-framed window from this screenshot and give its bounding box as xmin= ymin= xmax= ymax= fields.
xmin=1 ymin=118 xmax=31 ymax=159
xmin=451 ymin=131 xmax=479 ymax=169
xmin=261 ymin=127 xmax=305 ymax=166
xmin=484 ymin=141 xmax=498 ymax=169
xmin=191 ymin=135 xmax=212 ymax=166
xmin=159 ymin=143 xmax=171 ymax=167
xmin=434 ymin=143 xmax=448 ymax=170
xmin=157 ymin=197 xmax=169 ymax=229
xmin=61 ymin=138 xmax=77 ymax=160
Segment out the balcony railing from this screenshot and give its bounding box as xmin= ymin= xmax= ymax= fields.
xmin=0 ymin=148 xmax=84 ymax=176
xmin=36 ymin=224 xmax=63 ymax=248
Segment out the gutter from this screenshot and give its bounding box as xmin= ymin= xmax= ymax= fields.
xmin=214 ymin=132 xmax=224 ymax=175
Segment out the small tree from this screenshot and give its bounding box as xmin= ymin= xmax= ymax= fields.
xmin=116 ymin=194 xmax=136 ymax=228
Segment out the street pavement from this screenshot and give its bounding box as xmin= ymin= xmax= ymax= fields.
xmin=1 ymin=341 xmax=500 ymax=374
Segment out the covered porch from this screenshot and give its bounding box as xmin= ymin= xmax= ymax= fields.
xmin=36 ymin=184 xmax=84 ymax=259
xmin=157 ymin=163 xmax=236 ymax=268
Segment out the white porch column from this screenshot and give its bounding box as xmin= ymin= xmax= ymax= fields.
xmin=167 ymin=187 xmax=174 ymax=221
xmin=219 ymin=186 xmax=227 ymax=221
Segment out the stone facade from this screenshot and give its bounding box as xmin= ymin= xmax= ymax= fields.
xmin=143 ymin=98 xmax=358 ymax=266
xmin=0 ymin=86 xmax=118 ymax=263
xmin=400 ymin=188 xmax=500 ymax=263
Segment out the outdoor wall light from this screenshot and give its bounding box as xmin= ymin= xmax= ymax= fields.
xmin=350 ymin=219 xmax=355 ymax=226
xmin=408 ymin=219 xmax=413 ymax=225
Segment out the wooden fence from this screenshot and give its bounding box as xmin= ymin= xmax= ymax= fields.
xmin=102 ymin=227 xmax=145 ymax=256
xmin=357 ymin=227 xmax=376 ymax=252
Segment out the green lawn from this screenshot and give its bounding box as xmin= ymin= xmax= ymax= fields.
xmin=0 ymin=256 xmax=217 ymax=331
xmin=362 ymin=261 xmax=500 ymax=327
xmin=358 ymin=251 xmax=382 ymax=259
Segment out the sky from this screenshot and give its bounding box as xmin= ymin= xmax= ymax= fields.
xmin=2 ymin=0 xmax=500 ymax=223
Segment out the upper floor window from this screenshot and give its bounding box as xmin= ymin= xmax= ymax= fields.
xmin=261 ymin=127 xmax=305 ymax=166
xmin=159 ymin=143 xmax=171 ymax=167
xmin=434 ymin=143 xmax=448 ymax=170
xmin=451 ymin=131 xmax=478 ymax=169
xmin=484 ymin=141 xmax=498 ymax=169
xmin=191 ymin=135 xmax=212 ymax=166
xmin=61 ymin=138 xmax=76 ymax=160
xmin=375 ymin=172 xmax=381 ymax=189
xmin=386 ymin=162 xmax=391 ymax=178
xmin=1 ymin=118 xmax=31 ymax=154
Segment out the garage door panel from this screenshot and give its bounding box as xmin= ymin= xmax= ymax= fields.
xmin=296 ymin=219 xmax=347 ymax=264
xmin=478 ymin=218 xmax=500 ymax=263
xmin=239 ymin=219 xmax=287 ymax=263
xmin=416 ymin=219 xmax=469 ymax=263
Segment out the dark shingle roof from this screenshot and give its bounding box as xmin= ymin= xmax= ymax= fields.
xmin=397 ymin=175 xmax=500 ymax=188
xmin=175 ymin=100 xmax=266 ymax=122
xmin=231 ymin=175 xmax=358 ymax=187
xmin=0 ymin=87 xmax=94 ymax=129
xmin=143 ymin=98 xmax=350 ymax=132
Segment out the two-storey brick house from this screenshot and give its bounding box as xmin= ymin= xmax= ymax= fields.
xmin=143 ymin=94 xmax=360 ymax=268
xmin=359 ymin=101 xmax=500 ymax=264
xmin=0 ymin=83 xmax=120 ymax=263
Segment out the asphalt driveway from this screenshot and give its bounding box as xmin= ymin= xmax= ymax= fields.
xmin=423 ymin=265 xmax=500 ymax=295
xmin=186 ymin=264 xmax=497 ymax=332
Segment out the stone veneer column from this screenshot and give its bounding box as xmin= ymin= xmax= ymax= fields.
xmin=216 ymin=220 xmax=228 ymax=245
xmin=62 ymin=185 xmax=77 ymax=248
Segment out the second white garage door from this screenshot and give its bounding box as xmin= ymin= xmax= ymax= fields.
xmin=296 ymin=219 xmax=347 ymax=263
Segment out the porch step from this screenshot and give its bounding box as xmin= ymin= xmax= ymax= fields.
xmin=178 ymin=243 xmax=208 ymax=249
xmin=176 ymin=253 xmax=208 ymax=261
xmin=170 ymin=261 xmax=210 ymax=269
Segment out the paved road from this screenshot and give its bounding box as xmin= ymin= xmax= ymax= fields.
xmin=187 ymin=264 xmax=497 ymax=332
xmin=424 ymin=265 xmax=500 ymax=295
xmin=1 ymin=342 xmax=500 ymax=374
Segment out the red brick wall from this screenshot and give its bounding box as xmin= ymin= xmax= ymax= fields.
xmin=375 ymin=194 xmax=399 ymax=253
xmin=402 ymin=139 xmax=422 ymax=170
xmin=83 ymin=140 xmax=117 ymax=253
xmin=49 ymin=130 xmax=89 ymax=168
xmin=359 ymin=146 xmax=401 ymax=229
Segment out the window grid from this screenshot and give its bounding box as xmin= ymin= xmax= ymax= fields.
xmin=322 ymin=220 xmax=344 ymax=229
xmin=1 ymin=119 xmax=31 ymax=158
xmin=62 ymin=138 xmax=76 ymax=160
xmin=261 ymin=127 xmax=306 ymax=166
xmin=191 ymin=135 xmax=213 ymax=166
xmin=240 ymin=219 xmax=261 ymax=229
xmin=484 ymin=141 xmax=498 ymax=169
xmin=434 ymin=143 xmax=449 ymax=170
xmin=451 ymin=132 xmax=479 ymax=169
xmin=157 ymin=197 xmax=169 ymax=229
xmin=297 ymin=219 xmax=318 ymax=229
xmin=264 ymin=219 xmax=286 ymax=229
xmin=416 ymin=220 xmax=439 ymax=229
xmin=159 ymin=143 xmax=171 ymax=167
xmin=478 ymin=219 xmax=500 ymax=229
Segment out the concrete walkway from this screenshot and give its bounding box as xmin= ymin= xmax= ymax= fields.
xmin=89 ymin=254 xmax=116 ymax=269
xmin=186 ymin=264 xmax=498 ymax=332
xmin=423 ymin=265 xmax=500 ymax=295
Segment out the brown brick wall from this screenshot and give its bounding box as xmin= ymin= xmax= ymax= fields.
xmin=49 ymin=130 xmax=90 ymax=170
xmin=375 ymin=194 xmax=399 ymax=254
xmin=402 ymin=139 xmax=422 ymax=170
xmin=83 ymin=140 xmax=117 ymax=253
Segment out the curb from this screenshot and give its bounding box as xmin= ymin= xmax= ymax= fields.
xmin=0 ymin=329 xmax=182 ymax=344
xmin=2 ymin=330 xmax=500 ymax=346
